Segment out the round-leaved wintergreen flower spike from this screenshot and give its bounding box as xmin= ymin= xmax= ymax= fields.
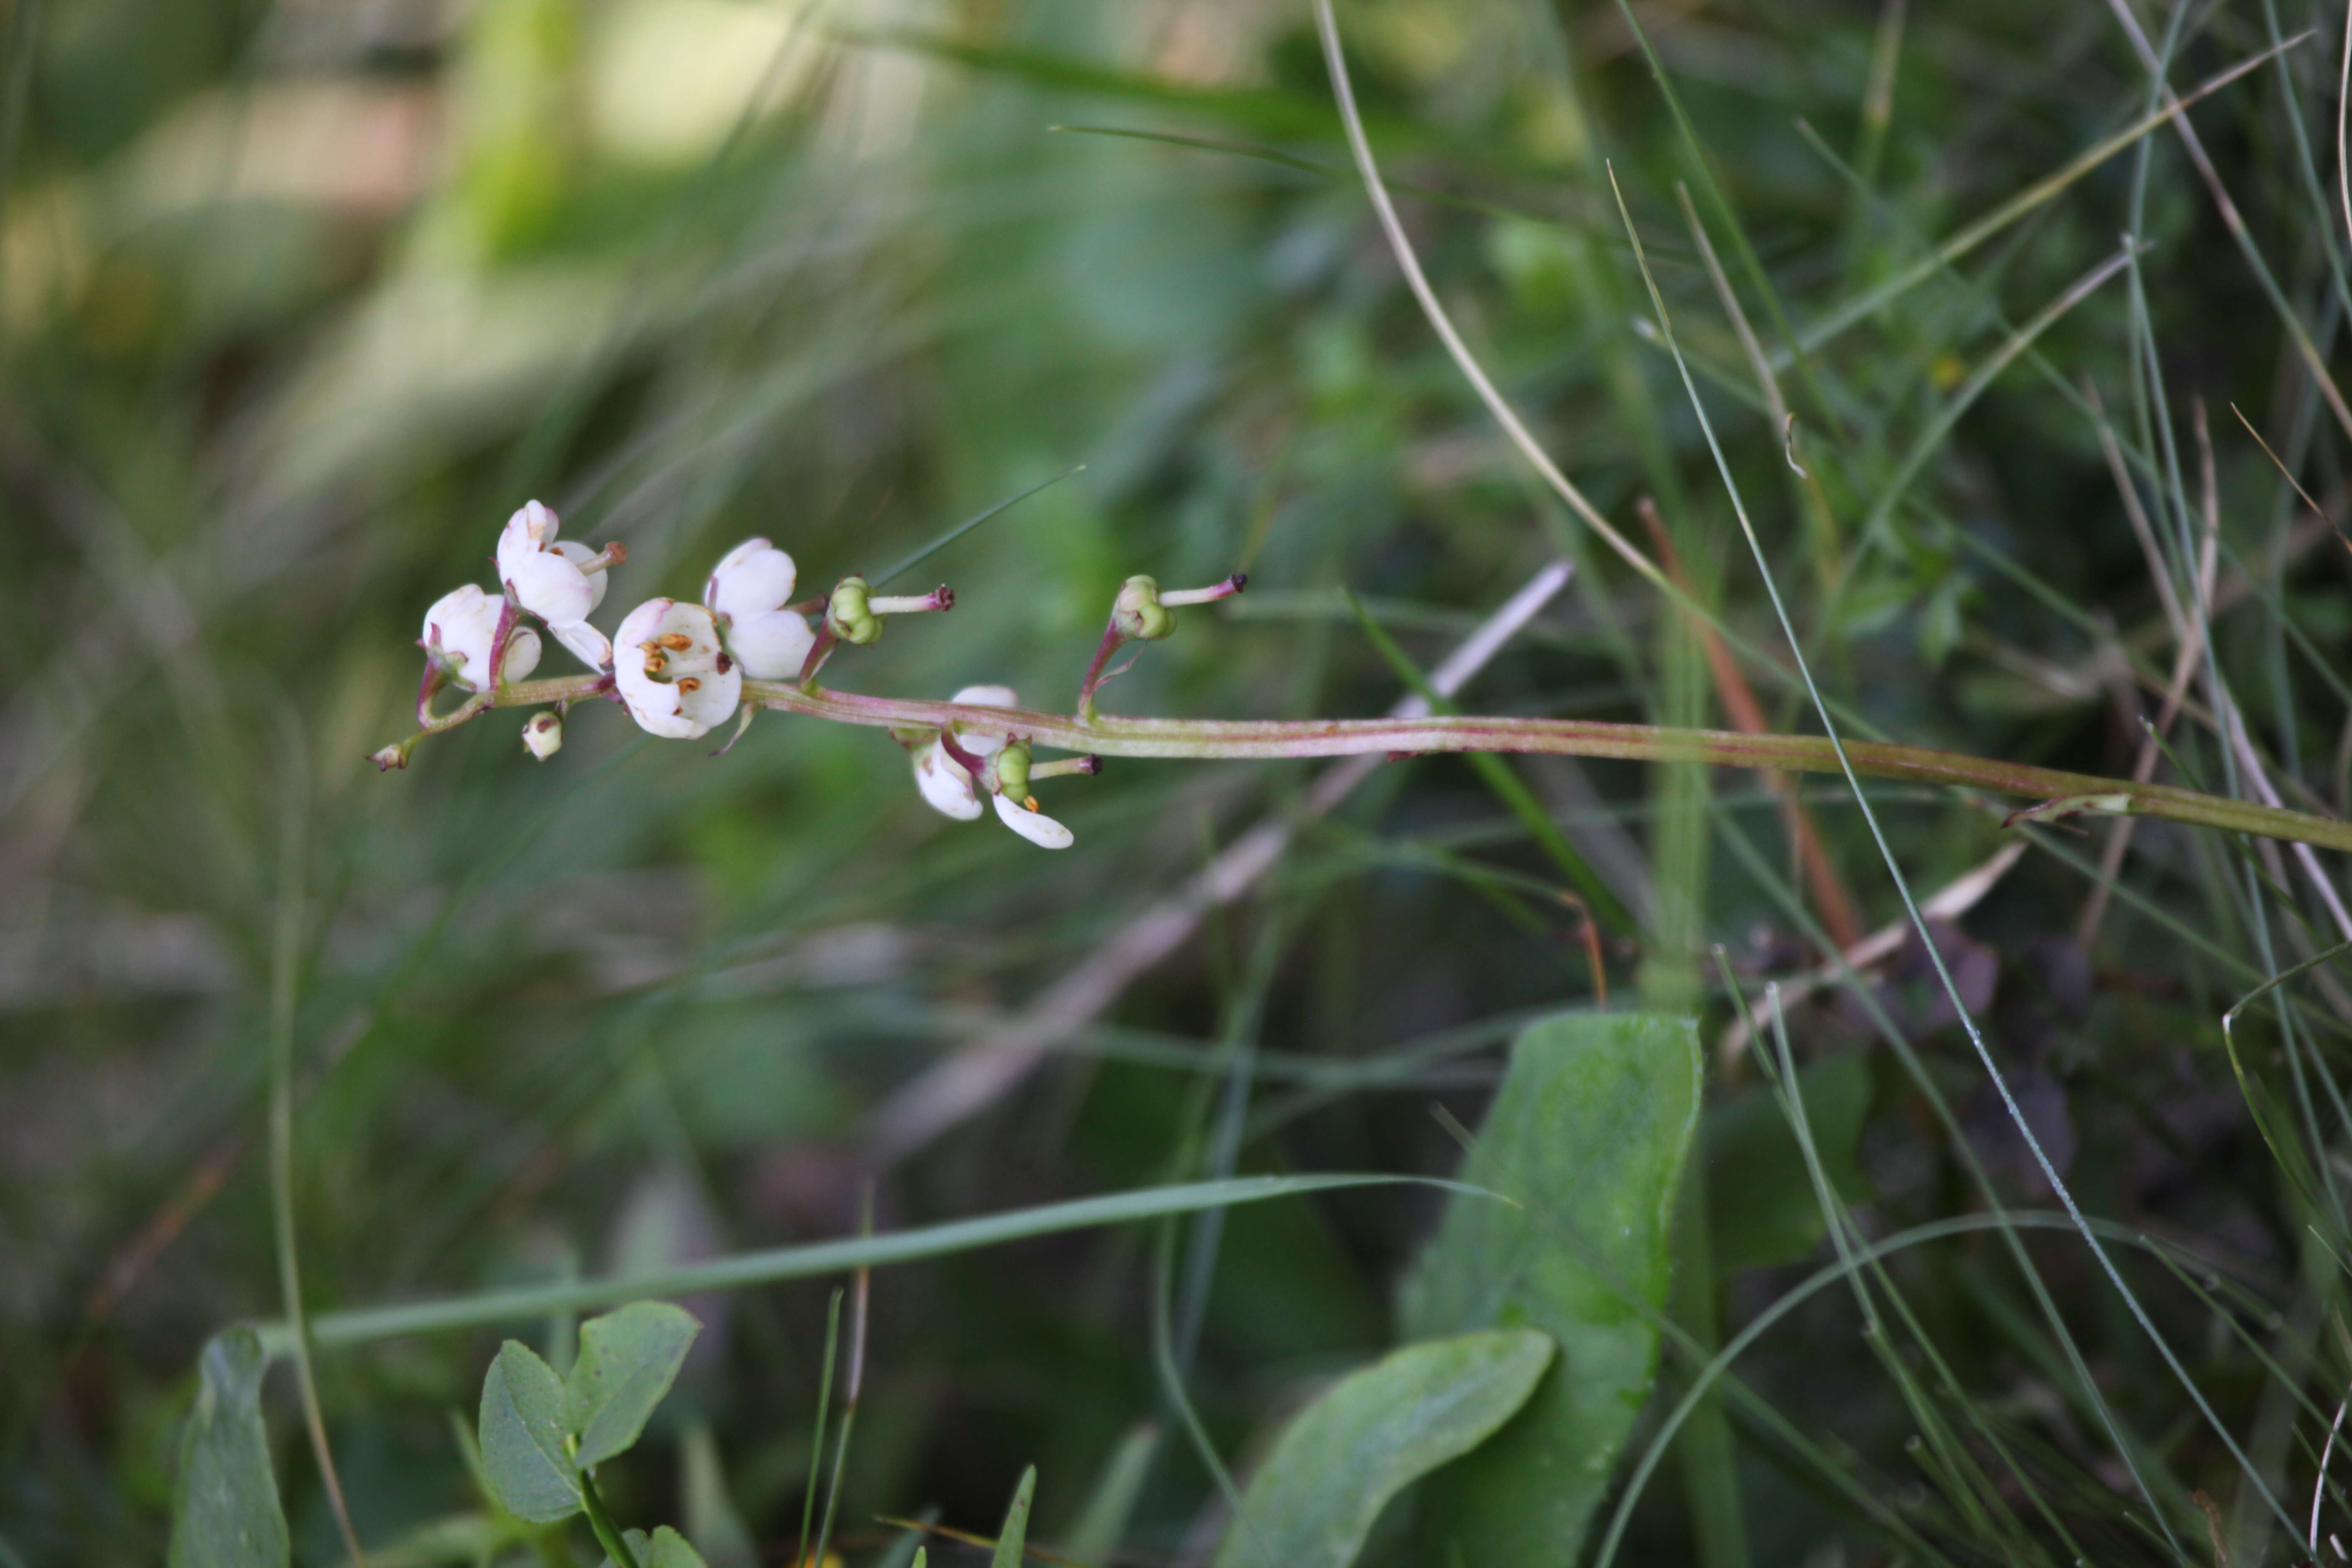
xmin=420 ymin=585 xmax=539 ymax=692
xmin=704 ymin=537 xmax=817 ymax=680
xmin=495 ymin=500 xmax=621 ymax=671
xmin=614 ymin=598 xmax=742 ymax=739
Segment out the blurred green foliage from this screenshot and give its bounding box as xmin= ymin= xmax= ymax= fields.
xmin=12 ymin=0 xmax=2352 ymax=1563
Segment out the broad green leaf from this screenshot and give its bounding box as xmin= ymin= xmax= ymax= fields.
xmin=168 ymin=1328 xmax=290 ymax=1568
xmin=567 ymin=1301 xmax=701 ymax=1467
xmin=601 ymin=1525 xmax=709 ymax=1568
xmin=1705 ymin=1052 xmax=1874 ymax=1271
xmin=1398 ymin=1011 xmax=1702 ymax=1565
xmin=477 ymin=1341 xmax=580 ymax=1523
xmin=990 ymin=1466 xmax=1036 ymax=1568
xmin=1210 ymin=1328 xmax=1554 ymax=1568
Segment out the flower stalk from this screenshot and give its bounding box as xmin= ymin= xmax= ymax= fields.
xmin=400 ymin=668 xmax=2352 ymax=852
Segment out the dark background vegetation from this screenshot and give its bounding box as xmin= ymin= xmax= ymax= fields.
xmin=9 ymin=0 xmax=2352 ymax=1562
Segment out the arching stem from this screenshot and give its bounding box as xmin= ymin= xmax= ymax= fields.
xmin=372 ymin=670 xmax=2352 ymax=854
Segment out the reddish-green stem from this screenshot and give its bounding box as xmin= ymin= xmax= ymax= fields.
xmin=388 ymin=671 xmax=2352 ymax=854
xmin=1073 ymin=622 xmax=1126 ymax=721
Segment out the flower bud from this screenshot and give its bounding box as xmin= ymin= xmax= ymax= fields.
xmin=827 ymin=576 xmax=883 ymax=645
xmin=521 ymin=711 xmax=563 ymax=760
xmin=1110 ymin=575 xmax=1178 ymax=642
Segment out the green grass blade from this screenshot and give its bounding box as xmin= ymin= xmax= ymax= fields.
xmin=267 ymin=1174 xmax=1497 ymax=1350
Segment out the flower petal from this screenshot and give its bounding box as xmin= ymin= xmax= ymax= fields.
xmin=674 ymin=663 xmax=743 ymax=733
xmin=421 ymin=585 xmax=508 ymax=690
xmin=992 ymin=791 xmax=1073 ymax=848
xmin=500 ymin=625 xmax=543 ymax=684
xmin=504 ymin=549 xmax=594 ymax=625
xmin=707 ymin=539 xmax=798 ymax=622
xmin=722 ymin=609 xmax=815 ymax=681
xmin=496 ymin=501 xmax=560 ymax=578
xmin=552 ymin=540 xmax=610 ymax=614
xmin=619 ymin=683 xmax=699 ymax=738
xmin=551 ymin=619 xmax=612 ymax=671
xmin=913 ymin=743 xmax=983 ymax=820
xmin=614 ymin=596 xmax=674 ymax=652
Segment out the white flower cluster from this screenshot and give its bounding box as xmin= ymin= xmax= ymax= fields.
xmin=411 ymin=503 xmax=1083 ymax=846
xmin=418 ymin=502 xmax=816 ymax=741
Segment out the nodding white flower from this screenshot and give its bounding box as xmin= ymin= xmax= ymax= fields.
xmin=496 ymin=501 xmax=619 ymax=669
xmin=910 ymin=684 xmax=1015 ymax=820
xmin=908 ymin=686 xmax=1073 ymax=848
xmin=420 ymin=585 xmax=540 ymax=692
xmin=704 ymin=538 xmax=815 ymax=680
xmin=614 ymin=598 xmax=742 ymax=739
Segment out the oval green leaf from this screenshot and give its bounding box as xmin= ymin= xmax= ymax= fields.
xmin=1397 ymin=1011 xmax=1702 ymax=1564
xmin=1211 ymin=1327 xmax=1554 ymax=1568
xmin=477 ymin=1340 xmax=580 ymax=1523
xmin=567 ymin=1301 xmax=701 ymax=1467
xmin=168 ymin=1328 xmax=290 ymax=1568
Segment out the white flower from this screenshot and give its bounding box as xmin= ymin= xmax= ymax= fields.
xmin=910 ymin=684 xmax=1015 ymax=820
xmin=908 ymin=685 xmax=1073 ymax=848
xmin=420 ymin=585 xmax=540 ymax=692
xmin=613 ymin=598 xmax=742 ymax=739
xmin=704 ymin=538 xmax=815 ymax=680
xmin=496 ymin=501 xmax=616 ymax=670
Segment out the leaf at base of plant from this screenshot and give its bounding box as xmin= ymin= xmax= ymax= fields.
xmin=1209 ymin=1327 xmax=1555 ymax=1568
xmin=1397 ymin=1010 xmax=1703 ymax=1564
